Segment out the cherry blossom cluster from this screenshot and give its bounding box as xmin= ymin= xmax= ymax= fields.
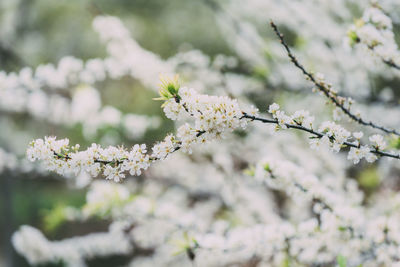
xmin=250 ymin=157 xmax=400 ymax=266
xmin=347 ymin=133 xmax=388 ymax=164
xmin=268 ymin=103 xmax=314 ymax=129
xmin=266 ymin=103 xmax=395 ymax=164
xmin=14 ymin=151 xmax=400 ymax=266
xmin=26 ymin=78 xmax=250 ymax=181
xmin=210 ymin=0 xmax=400 ymax=126
xmin=1 ymin=14 xmax=246 ymax=144
xmin=161 ymin=82 xmax=247 ymax=152
xmin=348 ymin=5 xmax=400 ymax=69
xmin=26 ymin=137 xmax=151 ymax=182
xmin=312 ymin=73 xmax=357 ymax=122
xmin=254 ymin=157 xmax=362 ymax=210
xmin=27 ymin=78 xmax=400 ymax=183
xmin=268 ymin=20 xmax=400 ymax=138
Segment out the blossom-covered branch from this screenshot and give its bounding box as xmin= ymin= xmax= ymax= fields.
xmin=270 ymin=21 xmax=400 ymax=137
xmin=27 ymin=76 xmax=247 ymax=182
xmin=27 ymin=77 xmax=400 ymax=183
xmin=348 ymin=6 xmax=400 ymax=71
xmin=242 ymin=111 xmax=400 ymax=161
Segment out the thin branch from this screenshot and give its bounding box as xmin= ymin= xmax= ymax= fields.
xmin=53 ymin=145 xmax=183 ymax=165
xmin=382 ymin=58 xmax=400 ymax=70
xmin=242 ymin=113 xmax=400 ymax=160
xmin=270 ymin=21 xmax=400 ymax=137
xmin=51 ymin=96 xmax=400 ymax=171
xmin=366 ymin=38 xmax=400 ymax=71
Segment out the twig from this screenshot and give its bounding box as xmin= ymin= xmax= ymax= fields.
xmin=270 ymin=21 xmax=400 ymax=137
xmin=367 ymin=41 xmax=400 ymax=71
xmin=52 ymin=97 xmax=400 ymax=169
xmin=242 ymin=112 xmax=400 ymax=160
xmin=382 ymin=59 xmax=400 ymax=70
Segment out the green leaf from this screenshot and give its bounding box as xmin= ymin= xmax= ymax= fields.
xmin=156 ymin=74 xmax=180 ymax=101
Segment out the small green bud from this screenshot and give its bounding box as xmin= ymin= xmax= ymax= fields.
xmin=264 ymin=163 xmax=271 ymax=172
xmin=244 ymin=165 xmax=255 ymax=176
xmin=347 ymin=30 xmax=360 ymax=47
xmin=154 ymin=74 xmax=181 ymax=101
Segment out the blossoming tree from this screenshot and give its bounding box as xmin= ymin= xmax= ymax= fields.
xmin=3 ymin=0 xmax=400 ymax=266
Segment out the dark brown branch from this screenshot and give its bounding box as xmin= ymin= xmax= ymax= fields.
xmin=382 ymin=58 xmax=400 ymax=70
xmin=53 ymin=107 xmax=400 ymax=168
xmin=242 ymin=113 xmax=400 ymax=160
xmin=367 ymin=44 xmax=400 ymax=71
xmin=270 ymin=21 xmax=400 ymax=137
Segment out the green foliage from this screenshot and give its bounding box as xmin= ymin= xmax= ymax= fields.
xmin=215 ymin=207 xmax=241 ymax=227
xmin=13 ymin=179 xmax=85 ymax=227
xmin=264 ymin=163 xmax=271 ymax=172
xmin=295 ymin=36 xmax=307 ymax=49
xmin=337 ymin=255 xmax=347 ymax=267
xmin=244 ymin=165 xmax=255 ymax=176
xmin=389 ymin=136 xmax=400 ymax=150
xmin=347 ymin=29 xmax=359 ymax=46
xmin=37 ymin=259 xmax=66 ymax=267
xmin=280 ymin=256 xmax=290 ymax=267
xmin=154 ymin=75 xmax=181 ymax=101
xmin=83 ymin=194 xmax=136 ymax=218
xmin=253 ymin=65 xmax=270 ymax=80
xmin=43 ymin=203 xmax=67 ymax=233
xmin=358 ymin=167 xmax=380 ymax=193
xmin=172 ymin=231 xmax=199 ymax=261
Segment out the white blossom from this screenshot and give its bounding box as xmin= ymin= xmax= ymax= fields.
xmin=369 ymin=134 xmax=387 ymax=150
